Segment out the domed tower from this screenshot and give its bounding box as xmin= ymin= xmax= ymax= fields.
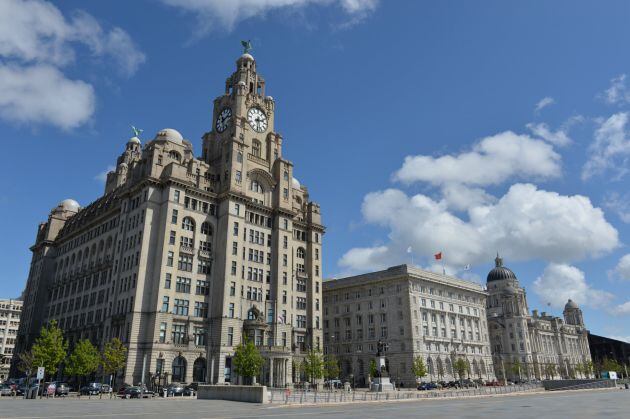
xmin=486 ymin=254 xmax=533 ymax=382
xmin=563 ymin=299 xmax=584 ymax=327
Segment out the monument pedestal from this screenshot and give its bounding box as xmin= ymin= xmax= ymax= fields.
xmin=370 ymin=376 xmax=395 ymax=392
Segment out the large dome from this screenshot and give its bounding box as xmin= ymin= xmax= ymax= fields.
xmin=487 ymin=255 xmax=517 ymax=282
xmin=155 ymin=128 xmax=183 ymax=143
xmin=56 ymin=199 xmax=80 ymax=212
xmin=565 ymin=299 xmax=579 ymax=310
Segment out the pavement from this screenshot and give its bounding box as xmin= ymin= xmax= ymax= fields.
xmin=0 ymin=388 xmax=628 ymax=419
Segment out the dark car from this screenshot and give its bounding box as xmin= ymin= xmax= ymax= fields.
xmin=417 ymin=382 xmax=438 ymax=391
xmin=124 ymin=385 xmax=152 ymax=399
xmin=166 ymin=383 xmax=185 ymax=396
xmin=54 ymin=382 xmax=70 ymax=396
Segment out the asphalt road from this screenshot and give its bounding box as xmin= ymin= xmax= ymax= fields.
xmin=0 ymin=389 xmax=628 ymax=419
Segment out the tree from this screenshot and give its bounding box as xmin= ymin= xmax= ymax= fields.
xmin=102 ymin=338 xmax=127 ymax=391
xmin=66 ymin=339 xmax=100 ymax=390
xmin=31 ymin=320 xmax=68 ymax=381
xmin=583 ymin=360 xmax=593 ymax=378
xmin=545 ymin=363 xmax=556 ymax=379
xmin=369 ymin=359 xmax=378 ymax=377
xmin=302 ymin=349 xmax=324 ymax=385
xmin=602 ymin=358 xmax=622 ymax=374
xmin=17 ymin=350 xmax=36 ymax=381
xmin=323 ymin=354 xmax=340 ymax=381
xmin=411 ymin=356 xmax=427 ymax=382
xmin=510 ymin=359 xmax=522 ymax=380
xmin=232 ymin=340 xmax=264 ymax=385
xmin=454 ymin=358 xmax=468 ymax=382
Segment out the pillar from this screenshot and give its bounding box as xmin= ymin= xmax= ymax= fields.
xmin=269 ymin=358 xmax=274 ymax=387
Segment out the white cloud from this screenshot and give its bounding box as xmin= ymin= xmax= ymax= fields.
xmin=159 ymin=0 xmax=378 ymax=32
xmin=526 ymin=122 xmax=572 ymax=147
xmin=611 ymin=254 xmax=630 ymax=281
xmin=601 ymin=74 xmax=630 ymax=105
xmin=582 ymin=112 xmax=630 ymax=180
xmin=610 ymin=335 xmax=630 ymax=343
xmin=533 ymin=263 xmax=614 ymax=309
xmin=94 ymin=165 xmax=116 ymax=183
xmin=0 ymin=64 xmax=94 ymax=130
xmin=0 ymin=0 xmax=144 ymax=129
xmin=393 ymin=131 xmax=561 ymax=187
xmin=440 ymin=183 xmax=495 ymax=211
xmin=611 ymin=301 xmax=630 ymax=316
xmin=339 ymin=184 xmax=619 ymax=273
xmin=535 ymin=96 xmax=555 ymax=112
xmin=604 ymin=192 xmax=630 ymax=223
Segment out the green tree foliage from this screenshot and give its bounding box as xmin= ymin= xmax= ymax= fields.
xmin=66 ymin=339 xmax=101 ymax=387
xmin=582 ymin=360 xmax=593 ymax=378
xmin=510 ymin=359 xmax=522 ymax=377
xmin=101 ymin=338 xmax=127 ymax=389
xmin=31 ymin=320 xmax=68 ymax=380
xmin=454 ymin=358 xmax=468 ymax=380
xmin=17 ymin=350 xmax=36 ymax=376
xmin=411 ymin=356 xmax=427 ymax=380
xmin=602 ymin=358 xmax=622 ymax=373
xmin=232 ymin=340 xmax=264 ymax=384
xmin=369 ymin=359 xmax=378 ymax=377
xmin=324 ymin=354 xmax=340 ymax=380
xmin=302 ymin=349 xmax=324 ymax=383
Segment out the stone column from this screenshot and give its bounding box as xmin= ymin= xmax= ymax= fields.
xmin=269 ymin=358 xmax=274 ymax=387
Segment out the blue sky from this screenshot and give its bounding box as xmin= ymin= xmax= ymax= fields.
xmin=1 ymin=0 xmax=630 ymax=341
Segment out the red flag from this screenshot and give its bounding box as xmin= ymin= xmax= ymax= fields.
xmin=434 ymin=252 xmax=442 ymax=260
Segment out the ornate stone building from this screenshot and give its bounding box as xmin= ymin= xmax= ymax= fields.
xmin=323 ymin=265 xmax=496 ymax=387
xmin=0 ymin=299 xmax=22 ymax=382
xmin=13 ymin=51 xmax=324 ymax=387
xmin=486 ymin=255 xmax=592 ymax=381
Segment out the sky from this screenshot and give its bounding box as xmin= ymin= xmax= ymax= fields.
xmin=1 ymin=0 xmax=630 ymax=342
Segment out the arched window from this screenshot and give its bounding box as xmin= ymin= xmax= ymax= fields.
xmin=193 ymin=358 xmax=207 ymax=383
xmin=252 ymin=140 xmax=261 ymax=157
xmin=427 ymin=357 xmax=435 ymax=375
xmin=169 ymin=151 xmax=181 ymax=161
xmin=296 ymin=247 xmax=305 ymax=259
xmin=182 ymin=217 xmax=195 ymax=231
xmin=201 ymin=222 xmax=212 ymax=235
xmin=172 ymin=356 xmax=187 ymax=383
xmin=250 ymin=180 xmax=263 ymax=194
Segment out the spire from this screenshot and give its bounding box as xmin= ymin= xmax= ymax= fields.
xmin=495 ymin=253 xmax=503 ymax=267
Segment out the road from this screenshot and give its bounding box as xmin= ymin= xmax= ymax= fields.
xmin=0 ymin=389 xmax=628 ymax=418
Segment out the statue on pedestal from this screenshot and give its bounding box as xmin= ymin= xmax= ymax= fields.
xmin=370 ymin=339 xmax=394 ymax=392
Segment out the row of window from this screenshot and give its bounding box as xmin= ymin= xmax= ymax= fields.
xmin=161 ymin=297 xmax=208 ymax=317
xmin=166 ymin=252 xmax=212 ymax=274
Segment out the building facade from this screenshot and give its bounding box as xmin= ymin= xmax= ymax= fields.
xmin=1 ymin=299 xmax=22 ymax=382
xmin=323 ymin=265 xmax=495 ymax=388
xmin=486 ymin=256 xmax=592 ymax=381
xmin=13 ymin=51 xmax=324 ymax=387
xmin=587 ymin=333 xmax=630 ymax=374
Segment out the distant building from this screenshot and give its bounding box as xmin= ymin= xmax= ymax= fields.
xmin=486 ymin=255 xmax=592 ymax=380
xmin=0 ymin=299 xmax=22 ymax=382
xmin=323 ymin=265 xmax=495 ymax=387
xmin=587 ymin=333 xmax=630 ymax=372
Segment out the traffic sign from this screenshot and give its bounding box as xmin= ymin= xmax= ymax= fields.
xmin=37 ymin=367 xmax=45 ymax=380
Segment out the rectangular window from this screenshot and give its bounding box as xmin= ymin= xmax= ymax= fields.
xmin=161 ymin=296 xmax=169 ymax=313
xmin=172 ymin=324 xmax=186 ymax=344
xmin=173 ymin=299 xmax=189 ymax=316
xmin=227 ymin=327 xmax=234 ymax=346
xmin=178 ymin=254 xmax=193 ymax=271
xmin=174 ymin=190 xmax=180 ymax=203
xmin=231 ymin=261 xmax=237 ymax=275
xmin=232 ymin=241 xmax=238 ymax=255
xmin=164 ymin=273 xmax=171 ymax=289
xmin=169 ymin=231 xmax=176 ymax=245
xmin=176 ymin=276 xmax=191 ymax=293
xmin=194 ymin=301 xmax=208 ymax=318
xmin=230 ymin=281 xmax=236 ymax=296
xmin=198 ymin=258 xmax=212 ymax=274
xmin=166 ymin=251 xmax=174 ymax=267
xmin=171 ymin=209 xmax=178 ymax=224
xmin=159 ymin=322 xmax=167 ymax=343
xmin=196 ymin=280 xmax=210 ymax=295
xmin=194 ymin=327 xmax=207 ymax=346
xmin=228 ymin=303 xmax=235 ymax=318
xmin=233 ymin=222 xmax=239 ymax=236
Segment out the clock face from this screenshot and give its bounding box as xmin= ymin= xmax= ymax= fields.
xmin=247 ymin=107 xmax=268 ymax=133
xmin=215 ymin=107 xmax=232 ymax=133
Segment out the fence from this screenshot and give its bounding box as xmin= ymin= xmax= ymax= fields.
xmin=268 ymin=383 xmax=543 ymax=405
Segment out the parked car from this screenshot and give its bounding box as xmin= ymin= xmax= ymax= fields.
xmin=117 ymin=385 xmax=131 ymax=397
xmin=165 ymin=383 xmax=185 ymax=396
xmin=485 ymin=380 xmax=501 ymax=387
xmin=53 ymin=382 xmax=70 ymax=396
xmin=123 ymin=386 xmax=152 ymax=399
xmin=417 ymin=382 xmax=438 ymax=391
xmin=324 ymin=379 xmax=343 ymax=389
xmin=0 ymin=384 xmax=13 ymax=396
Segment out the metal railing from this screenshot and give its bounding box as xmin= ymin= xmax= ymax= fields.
xmin=268 ymin=383 xmax=543 ymax=405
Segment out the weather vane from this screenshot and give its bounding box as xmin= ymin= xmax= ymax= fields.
xmin=131 ymin=125 xmax=143 ymax=138
xmin=241 ymin=40 xmax=252 ymax=54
